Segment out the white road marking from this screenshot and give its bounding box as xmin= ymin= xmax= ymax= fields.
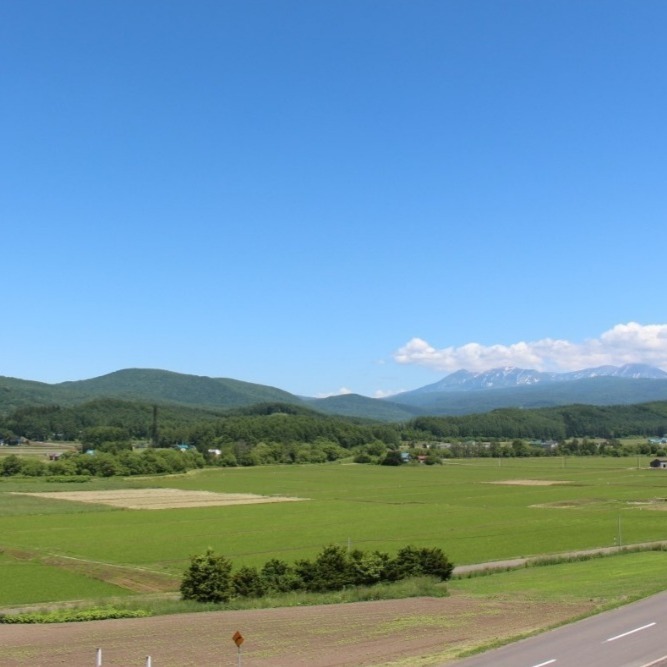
xmin=606 ymin=622 xmax=656 ymax=642
xmin=531 ymin=660 xmax=556 ymax=667
xmin=640 ymin=655 xmax=667 ymax=667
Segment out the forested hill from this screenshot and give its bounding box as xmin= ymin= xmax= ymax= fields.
xmin=408 ymin=402 xmax=667 ymax=441
xmin=0 ymin=369 xmax=415 ymax=422
xmin=3 ymin=396 xmax=667 ymax=446
xmin=0 ymin=399 xmax=401 ymax=449
xmin=56 ymin=369 xmax=300 ymax=409
xmin=0 ymin=369 xmax=300 ymax=414
xmin=304 ymin=393 xmax=421 ymax=421
xmin=3 ymin=368 xmax=667 ymax=424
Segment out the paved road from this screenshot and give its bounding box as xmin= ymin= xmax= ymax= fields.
xmin=447 ymin=589 xmax=667 ymax=667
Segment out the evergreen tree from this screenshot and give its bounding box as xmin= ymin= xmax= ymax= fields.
xmin=180 ymin=548 xmax=233 ymax=603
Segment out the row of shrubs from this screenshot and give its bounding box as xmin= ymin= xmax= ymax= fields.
xmin=0 ymin=449 xmax=205 ymax=478
xmin=0 ymin=608 xmax=150 ymax=624
xmin=180 ymin=544 xmax=454 ymax=603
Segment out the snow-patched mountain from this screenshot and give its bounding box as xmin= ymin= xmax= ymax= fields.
xmin=403 ymin=364 xmax=667 ymax=395
xmin=410 ymin=367 xmax=557 ymax=393
xmin=561 ymin=363 xmax=667 ymax=381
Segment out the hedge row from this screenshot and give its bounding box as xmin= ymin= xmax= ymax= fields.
xmin=0 ymin=608 xmax=150 ymax=624
xmin=0 ymin=449 xmax=205 ymax=478
xmin=181 ymin=544 xmax=454 ymax=603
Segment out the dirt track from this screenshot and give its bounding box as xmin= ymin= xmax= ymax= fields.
xmin=0 ymin=592 xmax=594 ymax=667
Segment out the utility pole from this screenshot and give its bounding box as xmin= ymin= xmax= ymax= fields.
xmin=151 ymin=405 xmax=159 ymax=448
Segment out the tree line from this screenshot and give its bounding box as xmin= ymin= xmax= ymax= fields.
xmin=1 ymin=448 xmax=205 ymax=478
xmin=0 ymin=400 xmax=400 ymax=450
xmin=181 ymin=544 xmax=454 ymax=603
xmin=2 ymin=398 xmax=667 ymax=478
xmin=406 ymin=402 xmax=667 ymax=440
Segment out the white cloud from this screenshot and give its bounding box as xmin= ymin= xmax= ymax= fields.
xmin=315 ymin=387 xmax=354 ymax=398
xmin=373 ymin=388 xmax=406 ymax=399
xmin=393 ymin=322 xmax=667 ymax=373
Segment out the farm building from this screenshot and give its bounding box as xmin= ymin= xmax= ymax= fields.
xmin=649 ymin=459 xmax=667 ymax=469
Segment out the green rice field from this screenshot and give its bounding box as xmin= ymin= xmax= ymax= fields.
xmin=0 ymin=552 xmax=132 ymax=605
xmin=451 ymin=550 xmax=667 ymax=602
xmin=2 ymin=457 xmax=667 ymax=606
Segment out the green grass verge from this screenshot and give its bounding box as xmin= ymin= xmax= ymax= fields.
xmin=0 ymin=552 xmax=134 ymax=605
xmin=0 ymin=576 xmax=447 ymax=622
xmin=0 ymin=608 xmax=150 ymax=623
xmin=450 ymin=549 xmax=667 ymax=604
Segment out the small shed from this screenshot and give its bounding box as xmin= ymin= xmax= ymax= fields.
xmin=649 ymin=458 xmax=667 ymax=469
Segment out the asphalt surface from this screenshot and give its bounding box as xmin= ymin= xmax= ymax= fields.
xmin=448 ymin=589 xmax=667 ymax=667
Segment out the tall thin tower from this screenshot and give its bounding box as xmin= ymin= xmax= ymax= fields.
xmin=151 ymin=405 xmax=159 ymax=447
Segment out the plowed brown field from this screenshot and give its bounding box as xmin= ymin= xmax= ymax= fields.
xmin=0 ymin=592 xmax=594 ymax=667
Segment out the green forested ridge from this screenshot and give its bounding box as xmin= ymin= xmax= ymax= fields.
xmin=305 ymin=393 xmax=420 ymax=421
xmin=56 ymin=369 xmax=301 ymax=409
xmin=0 ymin=376 xmax=70 ymax=413
xmin=407 ymin=402 xmax=667 ymax=440
xmin=0 ymin=399 xmax=400 ymax=451
xmin=0 ymin=369 xmax=415 ymax=422
xmin=2 ymin=396 xmax=667 ymax=454
xmin=1 ymin=400 xmax=227 ymax=442
xmin=0 ymin=369 xmax=304 ymax=416
xmin=4 ymin=368 xmax=667 ymax=423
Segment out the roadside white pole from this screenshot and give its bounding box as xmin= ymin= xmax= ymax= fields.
xmin=618 ymin=514 xmax=622 ymax=547
xmin=146 ymin=656 xmax=152 ymax=667
xmin=232 ymin=630 xmax=244 ymax=666
xmin=96 ymin=648 xmax=102 ymax=667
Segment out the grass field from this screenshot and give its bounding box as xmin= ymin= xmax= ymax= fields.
xmin=2 ymin=457 xmax=667 ymax=607
xmin=0 ymin=551 xmax=133 ymax=605
xmin=451 ymin=550 xmax=667 ymax=603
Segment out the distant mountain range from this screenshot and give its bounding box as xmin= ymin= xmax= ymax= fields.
xmin=396 ymin=363 xmax=667 ymax=394
xmin=387 ymin=364 xmax=667 ymax=415
xmin=1 ymin=364 xmax=667 ymax=422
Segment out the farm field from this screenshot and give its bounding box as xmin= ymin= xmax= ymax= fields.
xmin=2 ymin=457 xmax=667 ymax=607
xmin=4 ymin=550 xmax=667 ymax=667
xmin=0 ymin=441 xmax=77 ymax=458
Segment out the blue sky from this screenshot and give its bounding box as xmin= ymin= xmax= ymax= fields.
xmin=2 ymin=1 xmax=666 ymax=398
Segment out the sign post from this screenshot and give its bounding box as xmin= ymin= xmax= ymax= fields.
xmin=232 ymin=631 xmax=244 ymax=667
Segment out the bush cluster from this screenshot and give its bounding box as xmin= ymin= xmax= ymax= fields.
xmin=0 ymin=449 xmax=205 ymax=478
xmin=180 ymin=544 xmax=453 ymax=603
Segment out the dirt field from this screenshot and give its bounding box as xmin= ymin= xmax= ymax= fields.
xmin=0 ymin=592 xmax=595 ymax=667
xmin=12 ymin=488 xmax=306 ymax=510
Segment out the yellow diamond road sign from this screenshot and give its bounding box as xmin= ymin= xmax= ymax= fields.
xmin=232 ymin=631 xmax=244 ymax=647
